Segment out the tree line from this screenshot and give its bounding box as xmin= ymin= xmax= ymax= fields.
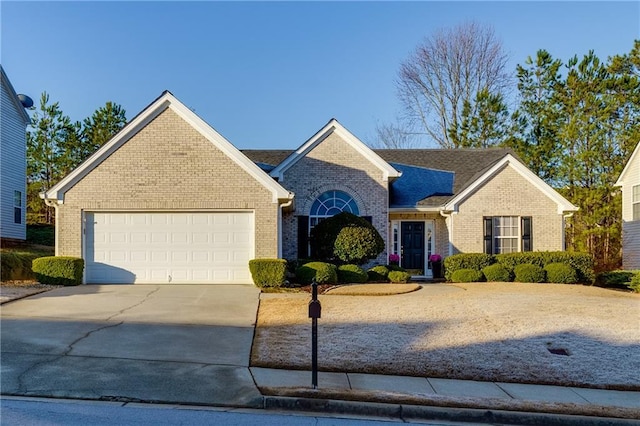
xmin=27 ymin=94 xmax=127 ymax=224
xmin=376 ymin=23 xmax=639 ymax=271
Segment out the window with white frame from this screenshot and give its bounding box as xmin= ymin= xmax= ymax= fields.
xmin=633 ymin=185 xmax=640 ymax=221
xmin=484 ymin=216 xmax=532 ymax=254
xmin=309 ymin=190 xmax=359 ymax=230
xmin=13 ymin=190 xmax=22 ymax=224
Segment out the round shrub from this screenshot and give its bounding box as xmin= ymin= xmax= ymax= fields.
xmin=32 ymin=256 xmax=84 ymax=286
xmin=295 ymin=262 xmax=337 ymax=285
xmin=544 ymin=263 xmax=578 ymax=284
xmin=451 ymin=269 xmax=484 ymax=283
xmin=309 ymin=212 xmax=383 ymax=262
xmin=514 ymin=264 xmax=546 ymax=283
xmin=388 ymin=270 xmax=412 ymax=283
xmin=367 ymin=265 xmax=390 ymax=282
xmin=334 ymin=225 xmax=385 ymax=265
xmin=337 ymin=264 xmax=368 ymax=283
xmin=387 ymin=264 xmax=407 ymax=272
xmin=482 ymin=264 xmax=512 ymax=282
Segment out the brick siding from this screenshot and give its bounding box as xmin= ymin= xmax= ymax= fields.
xmin=58 ymin=108 xmax=278 ymax=258
xmin=451 ymin=165 xmax=564 ymax=253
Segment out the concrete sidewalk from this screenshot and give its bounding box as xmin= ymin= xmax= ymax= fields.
xmin=251 ymin=367 xmax=640 ymax=423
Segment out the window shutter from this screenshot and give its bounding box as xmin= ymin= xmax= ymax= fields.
xmin=297 ymin=216 xmax=309 ymax=258
xmin=521 ymin=216 xmax=532 ymax=252
xmin=362 ymin=216 xmax=372 ymax=224
xmin=483 ymin=217 xmax=493 ymax=254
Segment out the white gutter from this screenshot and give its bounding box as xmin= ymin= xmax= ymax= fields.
xmin=277 ymin=195 xmax=294 ymax=258
xmin=440 ymin=209 xmax=454 ymax=257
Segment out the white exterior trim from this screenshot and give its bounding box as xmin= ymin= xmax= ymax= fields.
xmin=269 ymin=118 xmax=401 ymax=182
xmin=44 ymin=91 xmax=293 ymax=204
xmin=616 ymin=141 xmax=640 ymax=186
xmin=0 ymin=66 xmax=30 ymax=125
xmin=443 ymin=154 xmax=578 ymax=215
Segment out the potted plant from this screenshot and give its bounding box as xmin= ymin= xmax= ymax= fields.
xmin=388 ymin=253 xmax=400 ymax=267
xmin=429 ymin=254 xmax=443 ymax=278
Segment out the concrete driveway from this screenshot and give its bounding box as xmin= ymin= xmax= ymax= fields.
xmin=0 ymin=284 xmax=263 ymax=407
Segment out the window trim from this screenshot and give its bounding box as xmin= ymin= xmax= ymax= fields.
xmin=13 ymin=190 xmax=22 ymax=225
xmin=483 ymin=216 xmax=532 ymax=254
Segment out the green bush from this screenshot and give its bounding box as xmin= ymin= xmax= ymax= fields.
xmin=514 ymin=264 xmax=546 ymax=283
xmin=387 ymin=264 xmax=407 ymax=272
xmin=337 ymin=264 xmax=368 ymax=283
xmin=627 ymin=273 xmax=640 ymax=293
xmin=482 ymin=264 xmax=512 ymax=282
xmin=334 ymin=225 xmax=385 ymax=265
xmin=32 ymin=256 xmax=84 ymax=286
xmin=444 ymin=253 xmax=493 ymax=281
xmin=295 ymin=262 xmax=338 ymax=285
xmin=249 ymin=259 xmax=287 ymax=288
xmin=595 ymin=271 xmax=637 ymax=289
xmin=544 ymin=263 xmax=578 ymax=284
xmin=309 ymin=212 xmax=383 ymax=263
xmin=496 ymin=252 xmax=594 ymax=284
xmin=451 ymin=269 xmax=484 ymax=283
xmin=1 ymin=247 xmax=55 ymax=282
xmin=388 ymin=270 xmax=412 ymax=283
xmin=367 ymin=265 xmax=390 ymax=282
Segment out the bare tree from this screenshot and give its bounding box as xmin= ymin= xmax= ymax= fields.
xmin=397 ymin=22 xmax=511 ymax=148
xmin=371 ymin=120 xmax=421 ymax=149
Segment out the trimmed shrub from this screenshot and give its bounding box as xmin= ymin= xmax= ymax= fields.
xmin=249 ymin=259 xmax=287 ymax=288
xmin=544 ymin=263 xmax=578 ymax=284
xmin=310 ymin=212 xmax=383 ymax=263
xmin=337 ymin=264 xmax=368 ymax=283
xmin=595 ymin=271 xmax=637 ymax=289
xmin=295 ymin=262 xmax=338 ymax=285
xmin=496 ymin=252 xmax=594 ymax=284
xmin=334 ymin=225 xmax=385 ymax=265
xmin=387 ymin=264 xmax=407 ymax=272
xmin=32 ymin=256 xmax=84 ymax=286
xmin=482 ymin=264 xmax=512 ymax=282
xmin=367 ymin=265 xmax=390 ymax=282
xmin=451 ymin=269 xmax=484 ymax=283
xmin=388 ymin=270 xmax=412 ymax=283
xmin=514 ymin=264 xmax=546 ymax=283
xmin=444 ymin=253 xmax=493 ymax=281
xmin=627 ymin=273 xmax=640 ymax=293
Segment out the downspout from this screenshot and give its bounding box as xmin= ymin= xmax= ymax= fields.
xmin=440 ymin=209 xmax=453 ymax=257
xmin=277 ymin=194 xmax=294 ymax=259
xmin=42 ymin=196 xmax=59 ymax=256
xmin=562 ymin=211 xmax=575 ymax=251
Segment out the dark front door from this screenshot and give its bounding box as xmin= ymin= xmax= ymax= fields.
xmin=401 ymin=222 xmax=424 ymax=270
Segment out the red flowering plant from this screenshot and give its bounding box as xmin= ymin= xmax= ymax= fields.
xmin=429 ymin=254 xmax=442 ymax=263
xmin=388 ymin=253 xmax=400 ymax=265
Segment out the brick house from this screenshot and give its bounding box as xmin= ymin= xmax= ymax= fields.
xmin=44 ymin=92 xmax=578 ymax=284
xmin=616 ymin=141 xmax=640 ymax=270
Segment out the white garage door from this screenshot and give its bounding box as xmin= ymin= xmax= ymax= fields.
xmin=85 ymin=212 xmax=254 ymax=284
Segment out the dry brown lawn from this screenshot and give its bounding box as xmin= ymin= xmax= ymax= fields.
xmin=252 ymin=282 xmax=640 ymax=389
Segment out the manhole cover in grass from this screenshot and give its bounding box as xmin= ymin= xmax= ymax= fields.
xmin=548 ymin=348 xmax=570 ymax=356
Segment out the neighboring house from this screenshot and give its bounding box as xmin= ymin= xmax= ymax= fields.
xmin=616 ymin=141 xmax=640 ymax=270
xmin=0 ymin=66 xmax=30 ymax=242
xmin=43 ymin=92 xmax=578 ymax=284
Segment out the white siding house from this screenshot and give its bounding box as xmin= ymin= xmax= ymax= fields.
xmin=0 ymin=66 xmax=30 ymax=241
xmin=616 ymin=141 xmax=640 ymax=270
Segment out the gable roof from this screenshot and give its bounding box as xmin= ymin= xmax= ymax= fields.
xmin=616 ymin=141 xmax=640 ymax=186
xmin=1 ymin=65 xmax=31 ymax=125
xmin=44 ymin=91 xmax=293 ymax=204
xmin=267 ymin=119 xmax=401 ymax=181
xmin=244 ymin=147 xmax=578 ymax=213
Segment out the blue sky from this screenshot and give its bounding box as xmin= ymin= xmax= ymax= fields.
xmin=2 ymin=1 xmax=638 ymax=149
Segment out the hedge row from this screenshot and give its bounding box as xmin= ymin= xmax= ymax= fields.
xmin=249 ymin=259 xmax=415 ymax=288
xmin=444 ymin=251 xmax=594 ymax=284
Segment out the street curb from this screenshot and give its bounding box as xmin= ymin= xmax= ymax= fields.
xmin=264 ymin=396 xmax=640 ymax=426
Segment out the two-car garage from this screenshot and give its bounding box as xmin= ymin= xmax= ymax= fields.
xmin=84 ymin=212 xmax=254 ymax=284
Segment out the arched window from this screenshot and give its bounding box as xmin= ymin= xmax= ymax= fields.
xmin=309 ymin=190 xmax=359 ymax=229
